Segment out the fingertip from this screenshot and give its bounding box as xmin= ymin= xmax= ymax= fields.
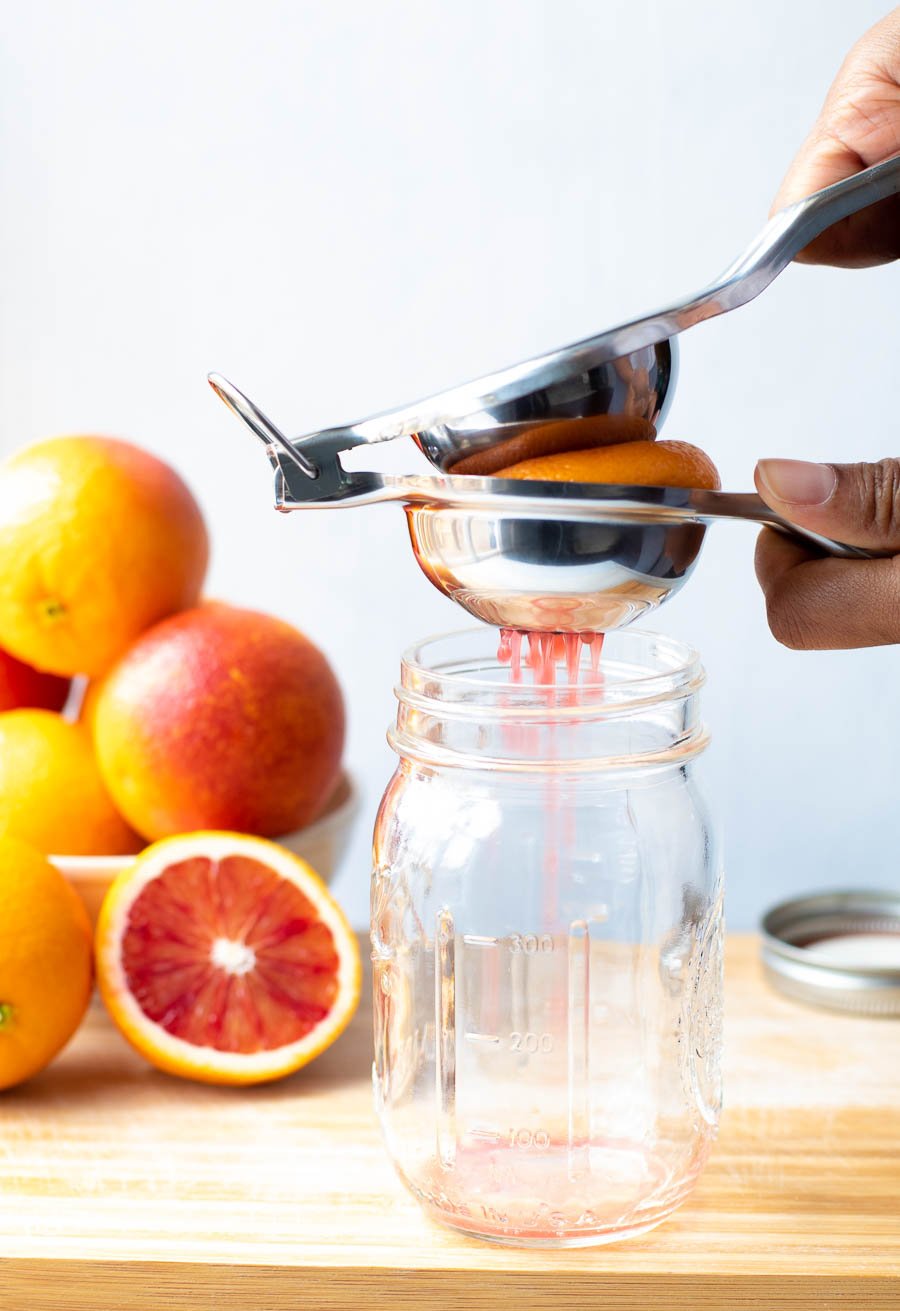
xmin=755 ymin=459 xmax=837 ymax=509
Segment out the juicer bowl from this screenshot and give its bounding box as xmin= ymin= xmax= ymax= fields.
xmin=404 ymin=500 xmax=707 ymax=631
xmin=411 ymin=340 xmax=678 ymax=475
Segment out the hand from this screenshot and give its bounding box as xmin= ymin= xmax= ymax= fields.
xmin=755 ymin=15 xmax=900 ymax=649
xmin=755 ymin=458 xmax=900 ymax=649
xmin=771 ymin=8 xmax=900 ymax=266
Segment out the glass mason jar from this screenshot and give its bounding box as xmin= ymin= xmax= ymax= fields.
xmin=371 ymin=627 xmax=723 ymax=1247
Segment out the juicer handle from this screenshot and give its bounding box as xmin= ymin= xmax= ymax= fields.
xmin=545 ymin=153 xmax=900 ymax=361
xmin=701 ymin=153 xmax=900 ymax=316
xmin=690 ymin=490 xmax=877 ymax=560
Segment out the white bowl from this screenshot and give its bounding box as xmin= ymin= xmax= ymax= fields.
xmin=53 ymin=771 xmax=360 ymax=928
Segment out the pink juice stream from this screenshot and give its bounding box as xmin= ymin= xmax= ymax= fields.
xmin=497 ymin=629 xmax=604 ymax=686
xmin=496 ymin=628 xmax=605 ymax=926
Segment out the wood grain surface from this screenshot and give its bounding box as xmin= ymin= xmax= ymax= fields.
xmin=1 ymin=935 xmax=898 ymax=1310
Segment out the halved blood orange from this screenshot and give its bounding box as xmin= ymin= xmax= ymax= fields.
xmin=495 ymin=438 xmax=721 ymax=490
xmin=95 ymin=832 xmax=361 ymax=1085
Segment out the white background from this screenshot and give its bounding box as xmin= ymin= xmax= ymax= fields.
xmin=1 ymin=1 xmax=898 ymax=929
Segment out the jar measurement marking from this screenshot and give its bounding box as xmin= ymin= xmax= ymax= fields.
xmin=467 ymin=1126 xmax=502 ymax=1144
xmin=465 ymin=1126 xmax=551 ymax=1151
xmin=509 ymin=1127 xmax=551 ymax=1150
xmin=464 ymin=1031 xmax=501 ymax=1047
xmin=461 ymin=934 xmax=500 ymax=948
xmin=509 ymin=933 xmax=555 ymax=954
xmin=464 ymin=1030 xmax=553 ymax=1052
xmin=510 ymin=1031 xmax=554 ymax=1053
xmin=435 ymin=909 xmax=457 ymax=1169
xmin=567 ymin=919 xmax=592 ymax=1180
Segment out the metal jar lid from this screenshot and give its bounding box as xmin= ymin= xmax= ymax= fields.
xmin=761 ymin=889 xmax=900 ymax=1017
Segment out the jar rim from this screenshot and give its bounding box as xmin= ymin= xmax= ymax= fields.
xmin=399 ymin=626 xmax=704 ymax=714
xmin=392 ymin=627 xmax=707 ymax=769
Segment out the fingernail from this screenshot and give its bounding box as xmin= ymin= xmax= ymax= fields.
xmin=756 ymin=459 xmax=837 ymax=506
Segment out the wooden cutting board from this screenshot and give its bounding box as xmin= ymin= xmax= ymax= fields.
xmin=1 ymin=935 xmax=898 ymax=1311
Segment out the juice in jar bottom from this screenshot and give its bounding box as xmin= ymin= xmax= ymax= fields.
xmin=407 ymin=1139 xmax=711 ymax=1245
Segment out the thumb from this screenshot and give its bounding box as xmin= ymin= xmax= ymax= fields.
xmin=755 ymin=458 xmax=900 ymax=553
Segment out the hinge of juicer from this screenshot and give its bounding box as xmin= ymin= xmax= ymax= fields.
xmin=272 ymin=427 xmax=385 ymax=509
xmin=208 ymin=373 xmax=384 ymax=508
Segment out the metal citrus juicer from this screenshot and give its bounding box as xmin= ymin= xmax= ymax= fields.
xmin=210 ymin=156 xmax=899 ymax=634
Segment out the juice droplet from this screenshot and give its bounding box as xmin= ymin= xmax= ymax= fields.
xmin=525 ymin=632 xmax=538 ymax=670
xmin=508 ymin=629 xmax=523 ymax=683
xmin=538 ymin=633 xmax=556 ymax=685
xmin=587 ymin=632 xmax=604 ymax=678
xmin=564 ymin=632 xmax=580 ymax=685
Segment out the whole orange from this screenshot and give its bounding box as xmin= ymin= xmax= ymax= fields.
xmin=0 ymin=436 xmax=209 ymax=676
xmin=496 ymin=438 xmax=721 ymax=490
xmin=92 ymin=603 xmax=345 ymax=840
xmin=0 ymin=710 xmax=141 ymax=856
xmin=0 ymin=836 xmax=93 ymax=1090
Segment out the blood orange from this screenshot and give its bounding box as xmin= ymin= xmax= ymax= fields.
xmin=0 ymin=646 xmax=70 ymax=713
xmin=495 ymin=438 xmax=721 ymax=490
xmin=95 ymin=832 xmax=360 ymax=1085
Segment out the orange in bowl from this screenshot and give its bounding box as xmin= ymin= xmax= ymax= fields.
xmin=496 ymin=438 xmax=721 ymax=490
xmin=91 ymin=602 xmax=345 ymax=842
xmin=95 ymin=831 xmax=361 ymax=1085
